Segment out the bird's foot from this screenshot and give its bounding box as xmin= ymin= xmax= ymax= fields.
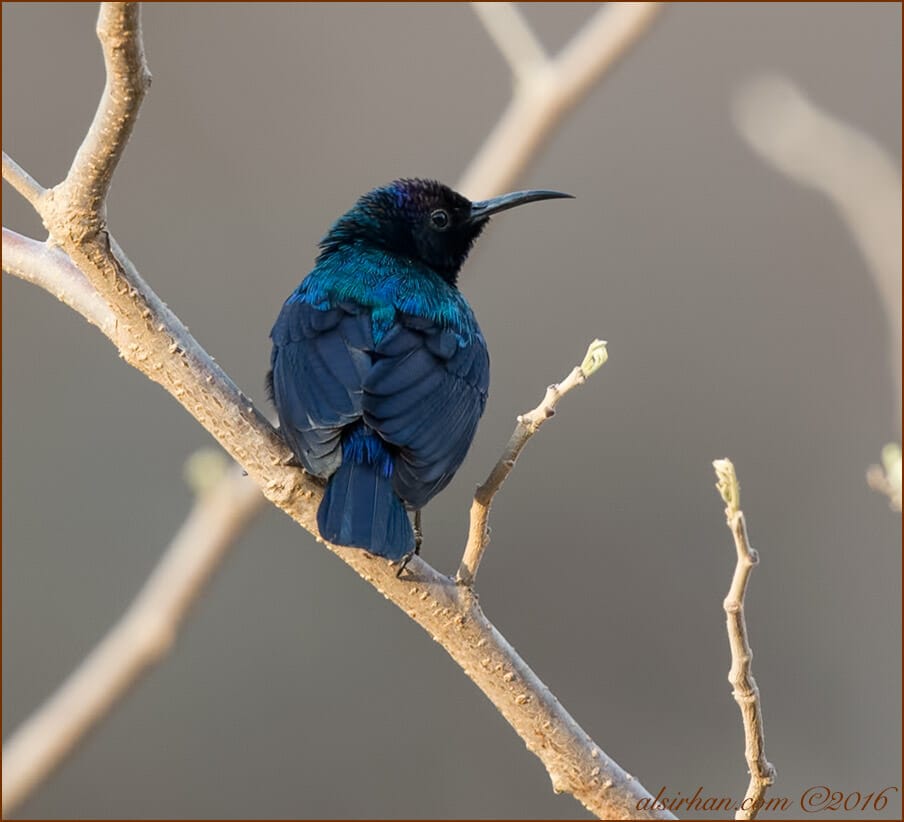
xmin=393 ymin=550 xmax=416 ymax=578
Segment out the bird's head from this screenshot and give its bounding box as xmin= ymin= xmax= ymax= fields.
xmin=318 ymin=178 xmax=572 ymax=286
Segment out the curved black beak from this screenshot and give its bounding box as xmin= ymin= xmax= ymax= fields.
xmin=468 ymin=189 xmax=573 ymax=223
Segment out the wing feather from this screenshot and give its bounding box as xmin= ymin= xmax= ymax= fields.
xmin=364 ymin=316 xmax=489 ymax=508
xmin=271 ymin=298 xmax=489 ymax=508
xmin=269 ymin=301 xmax=373 ymax=476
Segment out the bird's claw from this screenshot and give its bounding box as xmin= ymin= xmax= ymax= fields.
xmin=394 ymin=550 xmax=416 ymax=578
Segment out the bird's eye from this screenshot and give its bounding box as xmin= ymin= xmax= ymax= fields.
xmin=430 ymin=209 xmax=450 ymax=230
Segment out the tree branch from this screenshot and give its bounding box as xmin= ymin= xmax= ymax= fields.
xmin=458 ymin=339 xmax=608 ymax=586
xmin=46 ymin=2 xmax=151 ymax=232
xmin=2 ymin=228 xmax=116 ymax=337
xmin=471 ymin=2 xmax=548 ymax=84
xmin=3 ymin=4 xmax=670 ymax=818
xmin=2 ymin=150 xmax=47 ymax=210
xmin=459 ymin=2 xmax=662 ymax=198
xmin=713 ymin=459 xmax=776 ymax=821
xmin=1 ymin=462 xmax=264 ymax=814
xmin=732 ymin=74 xmax=902 ymax=428
xmin=733 ymin=74 xmax=903 ymax=511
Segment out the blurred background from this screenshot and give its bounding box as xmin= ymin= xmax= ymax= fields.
xmin=3 ymin=3 xmax=901 ymax=819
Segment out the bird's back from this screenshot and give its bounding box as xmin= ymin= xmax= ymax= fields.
xmin=269 ymin=246 xmax=489 ymax=557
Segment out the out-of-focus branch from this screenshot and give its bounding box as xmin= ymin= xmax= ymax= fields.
xmin=3 ymin=4 xmax=669 ymax=819
xmin=866 ymin=443 xmax=902 ymax=512
xmin=733 ymin=74 xmax=902 ymax=429
xmin=714 ymin=460 xmax=776 ymax=821
xmin=471 ymin=3 xmax=547 ymax=83
xmin=459 ymin=2 xmax=662 ymax=198
xmin=1 ymin=462 xmax=263 ymax=815
xmin=458 ymin=340 xmax=608 ymax=586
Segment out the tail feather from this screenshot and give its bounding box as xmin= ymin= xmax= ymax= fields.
xmin=317 ymin=427 xmax=414 ymax=560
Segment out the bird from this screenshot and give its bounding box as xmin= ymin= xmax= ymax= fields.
xmin=268 ymin=178 xmax=571 ymax=567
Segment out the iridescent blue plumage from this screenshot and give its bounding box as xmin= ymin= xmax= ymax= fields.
xmin=269 ymin=178 xmax=570 ymax=562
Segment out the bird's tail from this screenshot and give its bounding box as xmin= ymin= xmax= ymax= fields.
xmin=317 ymin=424 xmax=414 ymax=561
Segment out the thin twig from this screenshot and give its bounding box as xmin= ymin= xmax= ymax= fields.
xmin=2 ymin=150 xmax=47 ymax=210
xmin=713 ymin=459 xmax=776 ymax=821
xmin=459 ymin=2 xmax=662 ymax=199
xmin=471 ymin=2 xmax=547 ymax=84
xmin=2 ymin=4 xmax=669 ymax=819
xmin=2 ymin=228 xmax=116 ymax=337
xmin=1 ymin=464 xmax=264 ymax=814
xmin=458 ymin=340 xmax=608 ymax=586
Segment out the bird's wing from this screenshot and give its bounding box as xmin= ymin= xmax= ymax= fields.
xmin=363 ymin=314 xmax=489 ymax=508
xmin=268 ymin=300 xmax=373 ymax=477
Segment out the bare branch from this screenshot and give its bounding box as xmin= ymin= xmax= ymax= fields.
xmin=1 ymin=463 xmax=264 ymax=814
xmin=459 ymin=2 xmax=662 ymax=198
xmin=734 ymin=75 xmax=903 ymax=511
xmin=556 ymin=3 xmax=660 ymax=112
xmin=2 ymin=150 xmax=47 ymax=210
xmin=458 ymin=340 xmax=608 ymax=586
xmin=2 ymin=228 xmax=116 ymax=338
xmin=48 ymin=2 xmax=151 ymax=230
xmin=713 ymin=459 xmax=776 ymax=821
xmin=3 ymin=5 xmax=668 ymax=819
xmin=472 ymin=2 xmax=548 ymax=84
xmin=733 ymin=74 xmax=902 ymax=427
